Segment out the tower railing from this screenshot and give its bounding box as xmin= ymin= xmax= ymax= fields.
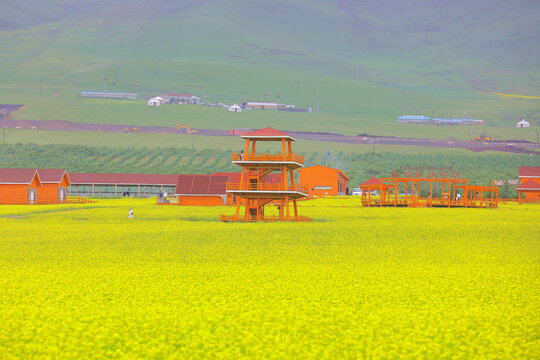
xmin=232 ymin=153 xmax=304 ymax=164
xmin=226 ymin=183 xmax=308 ymax=193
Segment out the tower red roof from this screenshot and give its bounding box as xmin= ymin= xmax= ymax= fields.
xmin=242 ymin=127 xmax=295 ymax=141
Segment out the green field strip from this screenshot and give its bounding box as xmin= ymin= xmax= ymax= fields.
xmin=162 ymin=153 xmax=183 ymax=167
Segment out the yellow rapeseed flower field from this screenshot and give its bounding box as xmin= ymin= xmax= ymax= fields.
xmin=0 ymin=198 xmax=538 ymax=359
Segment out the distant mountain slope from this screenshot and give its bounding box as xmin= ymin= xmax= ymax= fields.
xmin=0 ymin=0 xmax=539 ymax=127
xmin=2 ymin=0 xmax=539 ymax=69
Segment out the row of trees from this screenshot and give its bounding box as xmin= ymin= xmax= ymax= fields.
xmin=1 ymin=144 xmax=536 ymax=198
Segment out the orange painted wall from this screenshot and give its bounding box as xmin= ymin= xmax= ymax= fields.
xmin=523 ymin=191 xmax=540 ymax=200
xmin=298 ymin=166 xmax=349 ymax=198
xmin=179 ymin=195 xmax=225 ymax=206
xmin=40 ymin=175 xmax=70 ymax=203
xmin=519 ymin=177 xmax=540 ymax=200
xmin=0 ymin=177 xmax=41 ymax=204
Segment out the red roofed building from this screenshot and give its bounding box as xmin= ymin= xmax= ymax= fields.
xmin=175 ymin=175 xmax=229 ymax=206
xmin=38 ymin=169 xmax=70 ymax=203
xmin=0 ymin=168 xmax=41 ymax=204
xmin=360 ymin=177 xmax=381 ymax=186
xmin=359 ymin=177 xmax=381 ymax=197
xmin=517 ymin=167 xmax=540 ymax=203
xmin=297 ymin=165 xmax=350 ymax=198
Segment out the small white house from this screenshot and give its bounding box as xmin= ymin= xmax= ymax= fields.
xmin=228 ymin=103 xmax=242 ymax=112
xmin=148 ymin=96 xmax=164 ymax=107
xmin=516 ymin=118 xmax=530 ymax=128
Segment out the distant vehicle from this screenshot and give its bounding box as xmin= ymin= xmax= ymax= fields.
xmin=228 ymin=128 xmax=252 ymax=136
xmin=351 ymin=188 xmax=362 ymax=195
xmin=472 ymin=134 xmax=492 ymax=142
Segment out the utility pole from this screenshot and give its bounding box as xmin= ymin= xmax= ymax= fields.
xmin=191 ymin=133 xmax=195 ymax=150
xmin=466 ymin=111 xmax=470 ymax=136
xmin=371 ymin=137 xmax=376 ymax=153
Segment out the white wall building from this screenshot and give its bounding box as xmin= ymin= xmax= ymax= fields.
xmin=517 ymin=118 xmax=530 ymax=128
xmin=148 ymin=96 xmax=164 ymax=106
xmin=228 ymin=103 xmax=242 ymax=112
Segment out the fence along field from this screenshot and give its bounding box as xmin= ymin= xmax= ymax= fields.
xmin=0 ymin=198 xmax=538 ymax=358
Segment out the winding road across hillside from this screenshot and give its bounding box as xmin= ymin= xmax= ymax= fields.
xmin=0 ymin=119 xmax=537 ymax=155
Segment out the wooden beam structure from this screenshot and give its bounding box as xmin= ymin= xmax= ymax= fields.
xmin=220 ymin=127 xmax=312 ymax=222
xmin=360 ymin=177 xmax=498 ymax=208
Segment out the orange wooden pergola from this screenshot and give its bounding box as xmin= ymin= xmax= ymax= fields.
xmin=360 ymin=177 xmax=498 ymax=208
xmin=220 ymin=127 xmax=312 ymax=222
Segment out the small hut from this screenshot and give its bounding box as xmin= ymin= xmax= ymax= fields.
xmin=516 ymin=118 xmax=530 ymax=128
xmin=517 ymin=166 xmax=540 ymax=203
xmin=228 ymin=103 xmax=242 ymax=112
xmin=38 ymin=169 xmax=71 ymax=203
xmin=148 ymin=96 xmax=164 ymax=106
xmin=0 ymin=169 xmax=42 ymax=204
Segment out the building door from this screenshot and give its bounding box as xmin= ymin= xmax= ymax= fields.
xmin=58 ymin=187 xmax=66 ymax=202
xmin=28 ymin=188 xmax=36 ymax=204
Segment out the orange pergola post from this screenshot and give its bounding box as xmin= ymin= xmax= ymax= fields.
xmin=394 ymin=179 xmax=398 ymax=207
xmin=429 ymin=180 xmax=433 ymax=207
xmin=405 ymin=181 xmax=408 ymax=204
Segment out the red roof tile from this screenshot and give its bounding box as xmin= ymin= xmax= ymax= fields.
xmin=0 ymin=168 xmax=40 ymax=184
xmin=213 ymin=172 xmax=281 ymax=184
xmin=516 ymin=179 xmax=540 ymax=190
xmin=242 ymin=127 xmax=295 ymax=140
xmin=38 ymin=169 xmax=69 ymax=184
xmin=214 ymin=172 xmax=241 ymax=183
xmin=175 ymin=175 xmax=229 ymax=195
xmin=518 ymin=167 xmax=540 ymax=177
xmin=69 ymin=173 xmax=178 ymax=185
xmin=360 ymin=177 xmax=380 ymax=186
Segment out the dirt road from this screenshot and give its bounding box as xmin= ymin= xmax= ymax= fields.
xmin=0 ymin=118 xmax=537 ymax=155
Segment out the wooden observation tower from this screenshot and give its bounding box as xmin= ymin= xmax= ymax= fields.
xmin=220 ymin=127 xmax=311 ymax=222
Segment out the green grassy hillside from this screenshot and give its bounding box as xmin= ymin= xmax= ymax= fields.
xmin=1 ymin=0 xmax=539 ymax=141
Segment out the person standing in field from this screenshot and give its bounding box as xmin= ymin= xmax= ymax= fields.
xmin=129 ymin=208 xmax=133 ymax=219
